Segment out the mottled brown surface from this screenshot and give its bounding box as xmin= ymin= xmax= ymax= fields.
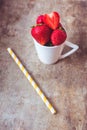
xmin=0 ymin=0 xmax=87 ymax=130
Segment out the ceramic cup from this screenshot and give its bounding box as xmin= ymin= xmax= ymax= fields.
xmin=33 ymin=38 xmax=79 ymax=64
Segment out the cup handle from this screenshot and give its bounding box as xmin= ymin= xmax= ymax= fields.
xmin=60 ymin=41 xmax=79 ymax=59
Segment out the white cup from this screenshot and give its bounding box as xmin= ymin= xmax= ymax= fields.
xmin=33 ymin=38 xmax=79 ymax=64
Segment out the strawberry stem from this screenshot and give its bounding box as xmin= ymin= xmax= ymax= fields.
xmin=30 ymin=23 xmax=44 ymax=28
xmin=30 ymin=25 xmax=35 ymax=28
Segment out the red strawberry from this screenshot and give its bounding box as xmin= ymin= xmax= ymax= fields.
xmin=58 ymin=23 xmax=62 ymax=28
xmin=51 ymin=29 xmax=67 ymax=46
xmin=43 ymin=12 xmax=60 ymax=30
xmin=36 ymin=15 xmax=44 ymax=24
xmin=31 ymin=24 xmax=52 ymax=45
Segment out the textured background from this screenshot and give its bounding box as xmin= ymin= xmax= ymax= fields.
xmin=0 ymin=0 xmax=87 ymax=130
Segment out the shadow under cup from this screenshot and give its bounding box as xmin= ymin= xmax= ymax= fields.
xmin=33 ymin=38 xmax=79 ymax=64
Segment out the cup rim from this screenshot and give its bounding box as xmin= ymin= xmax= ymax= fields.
xmin=33 ymin=37 xmax=65 ymax=49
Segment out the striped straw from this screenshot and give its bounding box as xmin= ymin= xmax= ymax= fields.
xmin=7 ymin=48 xmax=56 ymax=114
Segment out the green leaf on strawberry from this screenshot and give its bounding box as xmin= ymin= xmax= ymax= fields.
xmin=45 ymin=41 xmax=53 ymax=47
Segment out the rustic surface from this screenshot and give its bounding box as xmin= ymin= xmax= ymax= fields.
xmin=0 ymin=0 xmax=87 ymax=130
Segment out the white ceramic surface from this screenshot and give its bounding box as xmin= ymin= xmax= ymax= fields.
xmin=33 ymin=39 xmax=79 ymax=64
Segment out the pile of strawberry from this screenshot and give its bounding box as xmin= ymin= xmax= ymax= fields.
xmin=31 ymin=11 xmax=67 ymax=46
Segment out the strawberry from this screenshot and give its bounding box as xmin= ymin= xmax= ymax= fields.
xmin=58 ymin=23 xmax=62 ymax=28
xmin=51 ymin=29 xmax=67 ymax=46
xmin=31 ymin=24 xmax=52 ymax=45
xmin=36 ymin=15 xmax=44 ymax=24
xmin=43 ymin=12 xmax=60 ymax=30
